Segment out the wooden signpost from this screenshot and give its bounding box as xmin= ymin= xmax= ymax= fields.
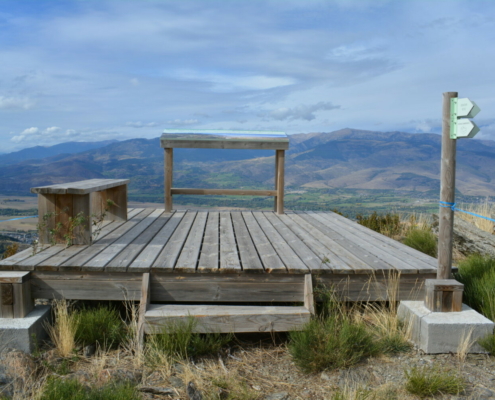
xmin=432 ymin=92 xmax=481 ymax=312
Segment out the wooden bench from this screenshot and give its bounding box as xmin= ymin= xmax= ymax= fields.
xmin=31 ymin=179 xmax=129 ymax=245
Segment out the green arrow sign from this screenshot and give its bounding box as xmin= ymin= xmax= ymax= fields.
xmin=456 ymin=98 xmax=481 ymax=118
xmin=455 ymin=119 xmax=480 ymax=138
xmin=450 ymin=97 xmax=481 ymax=139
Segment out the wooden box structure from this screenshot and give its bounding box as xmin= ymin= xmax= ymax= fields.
xmin=160 ymin=130 xmax=289 ymax=214
xmin=31 ymin=179 xmax=129 ymax=246
xmin=0 ymin=272 xmax=33 ymax=318
xmin=425 ymin=279 xmax=464 ymax=312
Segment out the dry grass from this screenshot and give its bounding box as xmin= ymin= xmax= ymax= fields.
xmin=456 ymin=328 xmax=475 ymax=364
xmin=457 ymin=199 xmax=495 ymax=234
xmin=44 ymin=299 xmax=78 ymax=358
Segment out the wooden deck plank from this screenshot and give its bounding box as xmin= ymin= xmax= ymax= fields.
xmin=219 ymin=212 xmax=241 ymax=272
xmin=152 ymin=211 xmax=197 ymax=272
xmin=86 ymin=209 xmax=164 ymax=272
xmin=92 ymin=208 xmax=141 ymax=241
xmin=59 ymin=208 xmax=153 ymax=271
xmin=0 ymin=246 xmax=47 ymax=268
xmin=252 ymin=212 xmax=308 ymax=273
xmin=315 ymin=212 xmax=436 ymax=273
xmin=263 ymin=212 xmax=323 ymax=272
xmin=231 ymin=212 xmax=264 ymax=273
xmin=323 ymin=211 xmax=438 ymax=269
xmin=301 ymin=212 xmax=412 ymax=273
xmin=15 ymin=245 xmax=67 ymax=271
xmin=39 ymin=208 xmax=142 ymax=271
xmin=197 ymin=212 xmax=219 ymax=272
xmin=106 ymin=211 xmax=174 ymax=271
xmin=241 ymin=212 xmax=286 ymax=273
xmin=128 ymin=212 xmax=185 ymax=272
xmin=175 ymin=212 xmax=208 ymax=273
xmin=307 ymin=212 xmax=418 ymax=274
xmin=145 ymin=304 xmax=310 ymax=333
xmin=288 ymin=213 xmax=384 ymax=274
xmin=281 ymin=213 xmax=358 ymax=274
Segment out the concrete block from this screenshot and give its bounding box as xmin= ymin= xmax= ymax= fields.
xmin=0 ymin=305 xmax=51 ymax=353
xmin=398 ymin=301 xmax=494 ymax=354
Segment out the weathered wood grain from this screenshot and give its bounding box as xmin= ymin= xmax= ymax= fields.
xmin=197 ymin=212 xmax=219 ymax=272
xmin=241 ymin=212 xmax=286 ymax=273
xmin=152 ymin=211 xmax=197 ymax=272
xmin=145 ymin=304 xmax=310 ymax=333
xmin=106 ymin=211 xmax=173 ymax=271
xmin=219 ymin=212 xmax=241 ymax=272
xmin=175 ymin=212 xmax=208 ymax=273
xmin=129 ymin=211 xmax=185 ymax=272
xmin=231 ymin=212 xmax=264 ymax=272
xmin=252 ymin=212 xmax=308 ymax=273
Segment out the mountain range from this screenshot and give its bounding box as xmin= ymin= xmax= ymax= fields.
xmin=1 ymin=129 xmax=495 ymax=197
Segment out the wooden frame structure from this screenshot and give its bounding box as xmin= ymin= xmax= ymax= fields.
xmin=160 ymin=130 xmax=289 ymax=214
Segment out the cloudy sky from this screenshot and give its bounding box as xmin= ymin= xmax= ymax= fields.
xmin=1 ymin=0 xmax=494 ymax=152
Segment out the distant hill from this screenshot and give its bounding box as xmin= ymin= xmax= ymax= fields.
xmin=0 ymin=140 xmax=118 ymax=165
xmin=1 ymin=129 xmax=495 ymax=197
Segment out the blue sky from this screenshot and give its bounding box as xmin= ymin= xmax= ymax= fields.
xmin=1 ymin=0 xmax=494 ymax=152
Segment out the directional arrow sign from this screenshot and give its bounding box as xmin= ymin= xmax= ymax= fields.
xmin=455 ymin=118 xmax=480 ymax=138
xmin=456 ymin=98 xmax=481 ymax=118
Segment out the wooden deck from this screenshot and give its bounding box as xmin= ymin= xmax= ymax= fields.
xmin=1 ymin=209 xmax=437 ymax=274
xmin=0 ymin=209 xmax=436 ymax=303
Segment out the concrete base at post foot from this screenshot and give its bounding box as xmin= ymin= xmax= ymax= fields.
xmin=0 ymin=305 xmax=51 ymax=354
xmin=398 ymin=301 xmax=494 ymax=354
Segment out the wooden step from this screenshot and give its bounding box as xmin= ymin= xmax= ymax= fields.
xmin=144 ymin=304 xmax=311 ymax=334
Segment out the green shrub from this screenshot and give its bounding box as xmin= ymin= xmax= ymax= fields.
xmin=75 ymin=305 xmax=125 ymax=349
xmin=405 ymin=364 xmax=465 ymax=398
xmin=455 ymin=254 xmax=495 ymax=321
xmin=146 ymin=317 xmax=233 ymax=363
xmin=288 ymin=314 xmax=378 ymax=373
xmin=356 ymin=212 xmax=401 ymax=236
xmin=377 ymin=332 xmax=412 ymax=355
xmin=41 ymin=378 xmax=140 ymax=400
xmin=402 ymin=228 xmax=437 ymax=257
xmin=478 ymin=333 xmax=495 ymax=354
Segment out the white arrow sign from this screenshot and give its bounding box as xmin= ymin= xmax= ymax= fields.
xmin=456 ymin=119 xmax=480 ymax=138
xmin=456 ymin=98 xmax=481 ymax=118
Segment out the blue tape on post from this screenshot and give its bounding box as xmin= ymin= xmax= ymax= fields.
xmin=439 ymin=202 xmax=495 ymax=223
xmin=0 ymin=216 xmax=38 ymax=222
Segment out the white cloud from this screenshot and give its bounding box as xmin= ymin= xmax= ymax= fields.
xmin=166 ymin=119 xmax=199 ymax=126
xmin=267 ymin=102 xmax=340 ymax=121
xmin=173 ymin=70 xmax=296 ymax=92
xmin=126 ymin=121 xmax=158 ymax=128
xmin=45 ymin=126 xmax=61 ymax=134
xmin=0 ymin=96 xmax=35 ymax=110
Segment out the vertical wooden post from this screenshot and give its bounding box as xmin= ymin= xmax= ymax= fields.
xmin=276 ymin=150 xmax=285 ymax=214
xmin=137 ymin=273 xmax=150 ymax=349
xmin=165 ymin=148 xmax=173 ymax=212
xmin=438 ymin=92 xmax=458 ymax=279
xmin=274 ymin=150 xmax=279 ymax=212
xmin=37 ymin=194 xmax=56 ymax=245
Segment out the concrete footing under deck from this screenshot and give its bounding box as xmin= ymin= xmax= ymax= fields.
xmin=398 ymin=301 xmax=494 ymax=354
xmin=0 ymin=305 xmax=51 ymax=354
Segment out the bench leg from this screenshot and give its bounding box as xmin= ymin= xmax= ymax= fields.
xmin=91 ymin=185 xmax=128 ymax=222
xmin=37 ymin=194 xmax=56 ymax=245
